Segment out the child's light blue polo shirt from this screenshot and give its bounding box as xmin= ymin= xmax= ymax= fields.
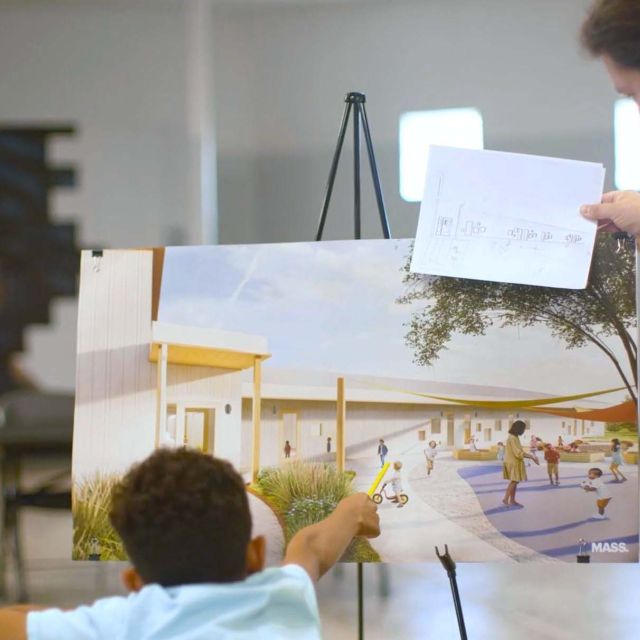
xmin=27 ymin=564 xmax=321 ymax=640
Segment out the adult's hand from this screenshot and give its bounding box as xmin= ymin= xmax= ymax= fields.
xmin=580 ymin=190 xmax=640 ymax=237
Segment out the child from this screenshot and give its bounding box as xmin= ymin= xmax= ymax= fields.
xmin=382 ymin=461 xmax=405 ymax=508
xmin=544 ymin=443 xmax=560 ymax=486
xmin=581 ymin=467 xmax=612 ymax=520
xmin=496 ymin=441 xmax=505 ymax=461
xmin=377 ymin=439 xmax=389 ymax=467
xmin=610 ymin=438 xmax=627 ymax=482
xmin=424 ymin=440 xmax=438 ymax=476
xmin=0 ymin=448 xmax=380 ymax=640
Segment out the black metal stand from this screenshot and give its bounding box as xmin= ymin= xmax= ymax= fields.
xmin=315 ymin=92 xmax=392 ymax=640
xmin=436 ymin=545 xmax=468 ymax=640
xmin=357 ymin=562 xmax=364 ymax=640
xmin=315 ymin=92 xmax=391 ymax=241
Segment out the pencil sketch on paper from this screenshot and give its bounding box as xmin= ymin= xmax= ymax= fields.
xmin=411 ymin=146 xmax=605 ymax=288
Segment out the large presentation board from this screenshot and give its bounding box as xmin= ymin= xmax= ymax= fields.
xmin=72 ymin=237 xmax=638 ymax=564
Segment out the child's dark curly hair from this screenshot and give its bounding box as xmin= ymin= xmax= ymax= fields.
xmin=110 ymin=448 xmax=251 ymax=586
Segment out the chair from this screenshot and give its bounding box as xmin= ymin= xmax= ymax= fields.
xmin=0 ymin=390 xmax=74 ymax=602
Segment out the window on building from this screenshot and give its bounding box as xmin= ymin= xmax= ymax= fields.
xmin=494 ymin=419 xmax=502 ymax=431
xmin=431 ymin=418 xmax=442 ymax=434
xmin=399 ymin=107 xmax=484 ymax=202
xmin=615 ymin=98 xmax=640 ymax=190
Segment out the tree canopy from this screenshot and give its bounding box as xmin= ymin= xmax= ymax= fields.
xmin=397 ymin=235 xmax=637 ymax=403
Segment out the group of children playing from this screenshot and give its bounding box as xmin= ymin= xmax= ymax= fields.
xmin=378 ymin=436 xmax=630 ymax=521
xmin=495 ymin=436 xmax=628 ymax=519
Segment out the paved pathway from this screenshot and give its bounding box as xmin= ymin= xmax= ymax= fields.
xmin=348 ymin=441 xmax=637 ymax=564
xmin=347 ymin=446 xmax=513 ymax=563
xmin=461 ymin=459 xmax=639 ymax=562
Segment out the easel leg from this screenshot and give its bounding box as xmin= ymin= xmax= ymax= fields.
xmin=316 ymin=101 xmax=353 ymax=241
xmin=360 ymin=104 xmax=391 ymax=239
xmin=357 ymin=562 xmax=364 ymax=640
xmin=353 ymin=103 xmax=361 ymax=239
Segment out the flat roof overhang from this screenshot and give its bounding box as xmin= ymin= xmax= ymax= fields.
xmin=150 ymin=322 xmax=270 ymax=371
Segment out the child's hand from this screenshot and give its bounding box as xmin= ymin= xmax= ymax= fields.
xmin=338 ymin=493 xmax=381 ymax=538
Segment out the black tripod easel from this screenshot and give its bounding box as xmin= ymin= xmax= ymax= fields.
xmin=315 ymin=92 xmax=391 ymax=241
xmin=315 ymin=93 xmax=468 ymax=640
xmin=315 ymin=91 xmax=390 ymax=640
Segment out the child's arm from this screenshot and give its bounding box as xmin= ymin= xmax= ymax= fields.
xmin=284 ymin=493 xmax=380 ymax=583
xmin=0 ymin=604 xmax=49 ymax=640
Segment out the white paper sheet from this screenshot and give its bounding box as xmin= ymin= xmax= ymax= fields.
xmin=410 ymin=146 xmax=606 ymax=289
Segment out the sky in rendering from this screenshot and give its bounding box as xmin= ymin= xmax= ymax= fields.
xmin=159 ymin=239 xmax=630 ymax=401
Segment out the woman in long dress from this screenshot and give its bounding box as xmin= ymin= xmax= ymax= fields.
xmin=502 ymin=420 xmax=539 ymax=507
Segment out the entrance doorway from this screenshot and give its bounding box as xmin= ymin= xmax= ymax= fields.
xmin=446 ymin=415 xmax=455 ymax=447
xmin=185 ymin=409 xmax=215 ymax=454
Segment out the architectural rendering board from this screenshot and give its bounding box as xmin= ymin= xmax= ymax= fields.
xmin=72 ymin=238 xmax=638 ymax=564
xmin=411 ymin=146 xmax=605 ymax=289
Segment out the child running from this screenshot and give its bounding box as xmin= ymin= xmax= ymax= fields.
xmin=424 ymin=440 xmax=438 ymax=476
xmin=609 ymin=438 xmax=627 ymax=482
xmin=581 ymin=467 xmax=612 ymax=520
xmin=544 ymin=443 xmax=560 ymax=486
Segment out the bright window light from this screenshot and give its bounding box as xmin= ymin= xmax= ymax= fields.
xmin=615 ymin=98 xmax=640 ymax=190
xmin=399 ymin=108 xmax=484 ymax=202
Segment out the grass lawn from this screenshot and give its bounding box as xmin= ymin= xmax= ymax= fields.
xmin=254 ymin=463 xmax=381 ymax=563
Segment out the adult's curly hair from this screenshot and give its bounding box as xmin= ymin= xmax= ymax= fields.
xmin=581 ymin=0 xmax=640 ymax=69
xmin=110 ymin=448 xmax=252 ymax=586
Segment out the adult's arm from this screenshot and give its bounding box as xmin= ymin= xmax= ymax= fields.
xmin=283 ymin=493 xmax=380 ymax=582
xmin=581 ymin=190 xmax=640 ymax=237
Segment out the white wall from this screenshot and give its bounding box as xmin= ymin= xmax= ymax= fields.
xmin=73 ymin=250 xmax=156 ymax=480
xmin=243 ymin=398 xmax=604 ymax=468
xmin=166 ymin=365 xmax=244 ymax=464
xmin=212 ymin=0 xmax=618 ymax=244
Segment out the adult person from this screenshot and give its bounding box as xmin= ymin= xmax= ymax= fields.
xmin=502 ymin=420 xmax=540 ymax=508
xmin=326 ymin=436 xmax=332 ymax=453
xmin=580 ymin=1 xmax=640 ymax=237
xmin=377 ymin=439 xmax=388 ymax=467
